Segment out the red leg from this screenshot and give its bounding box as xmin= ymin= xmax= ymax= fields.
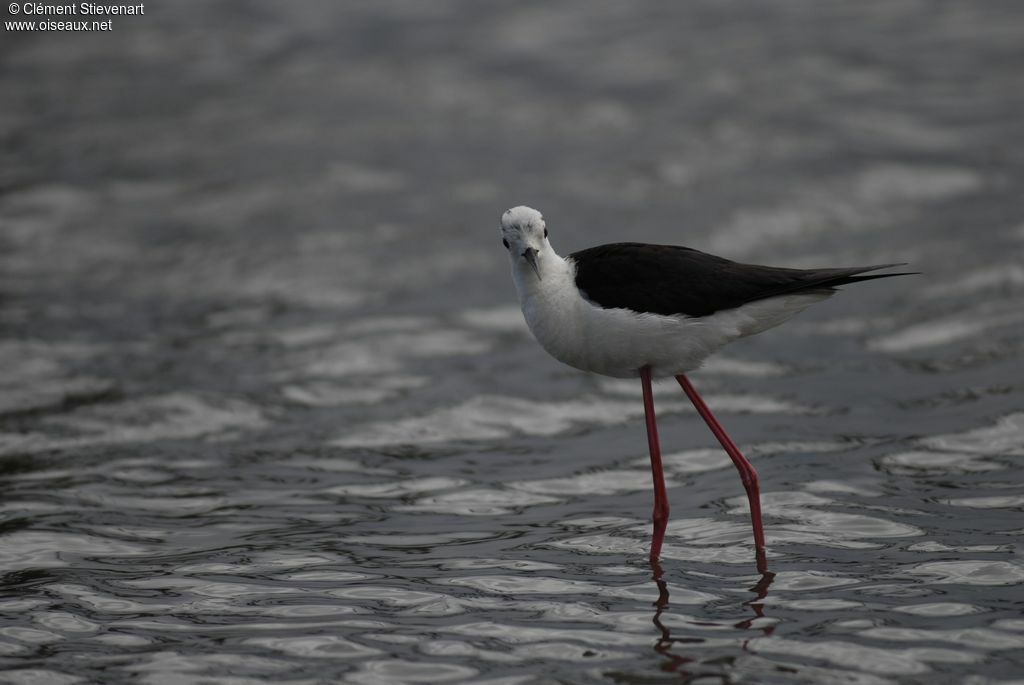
xmin=676 ymin=374 xmax=768 ymax=573
xmin=640 ymin=366 xmax=670 ymax=562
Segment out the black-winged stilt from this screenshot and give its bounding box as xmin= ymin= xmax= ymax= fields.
xmin=500 ymin=205 xmax=912 ymax=573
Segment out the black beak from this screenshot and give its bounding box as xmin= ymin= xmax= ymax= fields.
xmin=522 ymin=248 xmax=541 ymax=280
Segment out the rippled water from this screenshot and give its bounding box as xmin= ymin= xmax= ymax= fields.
xmin=3 ymin=2 xmax=1024 ymax=683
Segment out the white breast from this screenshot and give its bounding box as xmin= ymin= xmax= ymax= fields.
xmin=512 ymin=252 xmax=830 ymax=379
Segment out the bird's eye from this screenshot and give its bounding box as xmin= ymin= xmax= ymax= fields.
xmin=502 ymin=238 xmax=509 ymax=249
xmin=543 ymin=228 xmax=548 ymax=238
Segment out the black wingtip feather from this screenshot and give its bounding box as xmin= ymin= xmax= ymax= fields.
xmin=822 ymin=264 xmax=920 ymax=288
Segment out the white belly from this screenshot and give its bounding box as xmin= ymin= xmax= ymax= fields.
xmin=521 ymin=287 xmax=831 ymax=379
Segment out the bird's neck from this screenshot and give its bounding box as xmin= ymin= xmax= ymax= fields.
xmin=512 ymin=246 xmax=572 ymax=303
xmin=511 ymin=246 xmax=587 ymax=371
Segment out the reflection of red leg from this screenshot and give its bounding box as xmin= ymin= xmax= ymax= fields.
xmin=640 ymin=366 xmax=670 ymax=562
xmin=675 ymin=374 xmax=768 ymax=574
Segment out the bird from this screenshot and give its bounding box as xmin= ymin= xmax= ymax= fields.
xmin=499 ymin=205 xmax=913 ymax=573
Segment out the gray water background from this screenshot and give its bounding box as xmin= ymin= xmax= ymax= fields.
xmin=2 ymin=1 xmax=1024 ymax=683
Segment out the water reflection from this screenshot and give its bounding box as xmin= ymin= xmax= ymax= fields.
xmin=647 ymin=560 xmax=775 ymax=677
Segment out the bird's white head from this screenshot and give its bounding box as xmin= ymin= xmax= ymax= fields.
xmin=500 ymin=205 xmax=550 ymax=280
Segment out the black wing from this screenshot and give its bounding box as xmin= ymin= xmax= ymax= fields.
xmin=570 ymin=242 xmax=913 ymax=317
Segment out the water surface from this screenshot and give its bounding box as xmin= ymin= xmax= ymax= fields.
xmin=2 ymin=2 xmax=1024 ymax=683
